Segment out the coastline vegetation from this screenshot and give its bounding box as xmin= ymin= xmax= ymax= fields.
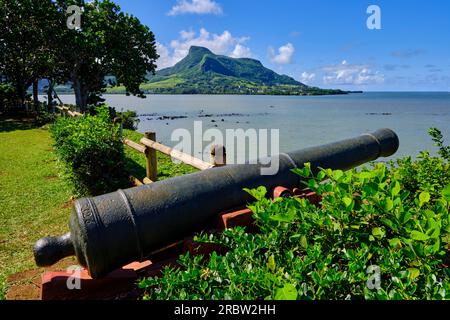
xmin=105 ymin=82 xmax=349 ymax=96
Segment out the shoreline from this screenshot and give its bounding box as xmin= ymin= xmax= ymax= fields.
xmin=45 ymin=91 xmax=360 ymax=97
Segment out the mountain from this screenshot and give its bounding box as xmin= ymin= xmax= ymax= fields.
xmin=157 ymin=46 xmax=303 ymax=85
xmin=132 ymin=46 xmax=347 ymax=95
xmin=102 ymin=46 xmax=348 ymax=95
xmin=50 ymin=46 xmax=349 ymax=96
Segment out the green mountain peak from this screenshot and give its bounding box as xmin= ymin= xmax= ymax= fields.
xmin=143 ymin=46 xmax=347 ymax=95
xmin=189 ymin=46 xmax=213 ymax=56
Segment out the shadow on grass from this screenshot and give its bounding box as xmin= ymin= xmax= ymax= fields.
xmin=0 ymin=116 xmax=37 ymax=133
xmin=124 ymin=157 xmax=146 ymax=182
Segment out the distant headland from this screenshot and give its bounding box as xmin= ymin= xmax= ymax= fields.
xmin=104 ymin=46 xmax=357 ymax=96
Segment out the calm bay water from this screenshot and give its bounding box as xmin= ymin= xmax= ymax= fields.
xmin=54 ymin=92 xmax=450 ymax=161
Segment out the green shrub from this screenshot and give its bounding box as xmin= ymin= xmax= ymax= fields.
xmin=139 ymin=135 xmax=450 ymax=300
xmin=117 ymin=110 xmax=140 ymax=131
xmin=87 ymin=105 xmax=140 ymax=130
xmin=429 ymin=128 xmax=450 ymax=161
xmin=35 ymin=110 xmax=56 ymax=127
xmin=51 ymin=106 xmax=127 ymax=196
xmin=0 ymin=83 xmax=20 ymax=113
xmin=392 ymin=152 xmax=450 ymax=199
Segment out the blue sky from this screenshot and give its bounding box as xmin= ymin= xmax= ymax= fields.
xmin=114 ymin=0 xmax=449 ymax=91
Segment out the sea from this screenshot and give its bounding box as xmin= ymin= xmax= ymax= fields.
xmin=51 ymin=92 xmax=450 ymax=163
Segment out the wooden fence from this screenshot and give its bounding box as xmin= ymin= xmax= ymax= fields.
xmin=56 ymin=105 xmax=83 ymax=117
xmin=57 ymin=106 xmax=227 ymax=185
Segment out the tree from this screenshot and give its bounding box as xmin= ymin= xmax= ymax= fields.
xmin=0 ymin=0 xmax=60 ymax=111
xmin=55 ymin=0 xmax=159 ymax=111
xmin=1 ymin=0 xmax=159 ymax=113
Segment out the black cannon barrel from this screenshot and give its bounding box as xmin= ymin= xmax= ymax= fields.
xmin=34 ymin=129 xmax=399 ymax=278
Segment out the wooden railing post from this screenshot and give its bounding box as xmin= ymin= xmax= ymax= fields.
xmin=210 ymin=144 xmax=226 ymax=167
xmin=144 ymin=132 xmax=157 ymax=182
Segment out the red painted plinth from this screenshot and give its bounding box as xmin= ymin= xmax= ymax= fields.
xmin=220 ymin=208 xmax=254 ymax=229
xmin=41 ymin=261 xmax=151 ymax=300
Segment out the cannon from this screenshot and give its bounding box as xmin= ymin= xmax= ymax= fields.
xmin=34 ymin=129 xmax=399 ymax=278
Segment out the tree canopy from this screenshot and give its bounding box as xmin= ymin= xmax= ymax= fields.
xmin=0 ymin=0 xmax=159 ymax=112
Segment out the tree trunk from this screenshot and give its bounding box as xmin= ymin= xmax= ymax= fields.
xmin=72 ymin=73 xmax=88 ymax=112
xmin=15 ymin=82 xmax=26 ymax=112
xmin=33 ymin=80 xmax=39 ymax=113
xmin=47 ymin=79 xmax=54 ymax=113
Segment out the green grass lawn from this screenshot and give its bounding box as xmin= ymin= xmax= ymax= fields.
xmin=0 ymin=118 xmax=197 ymax=300
xmin=0 ymin=118 xmax=74 ymax=299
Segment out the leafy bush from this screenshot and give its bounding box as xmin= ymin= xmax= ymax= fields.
xmin=87 ymin=105 xmax=140 ymax=130
xmin=139 ymin=136 xmax=450 ymax=300
xmin=51 ymin=106 xmax=127 ymax=196
xmin=35 ymin=110 xmax=56 ymax=127
xmin=429 ymin=128 xmax=450 ymax=161
xmin=116 ymin=110 xmax=140 ymax=130
xmin=393 ymin=152 xmax=450 ymax=199
xmin=0 ymin=83 xmax=17 ymax=112
xmin=392 ymin=129 xmax=450 ymax=199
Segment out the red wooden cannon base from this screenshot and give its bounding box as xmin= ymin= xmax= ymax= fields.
xmin=7 ymin=187 xmax=320 ymax=300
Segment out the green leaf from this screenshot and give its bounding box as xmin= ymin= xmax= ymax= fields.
xmin=419 ymin=191 xmax=431 ymax=207
xmin=431 ymin=238 xmax=441 ymax=254
xmin=359 ymin=171 xmax=373 ymax=180
xmin=270 ymin=211 xmax=296 ymax=223
xmin=381 ymin=218 xmax=397 ymax=231
xmin=300 ymin=235 xmax=308 ymax=250
xmin=410 ymin=231 xmax=430 ymax=241
xmin=267 ymin=255 xmax=276 ymax=272
xmin=389 ymin=238 xmax=402 ymax=249
xmin=317 ymin=170 xmax=326 ymax=180
xmin=407 ymin=268 xmax=420 ymax=280
xmin=244 ymin=186 xmax=267 ymax=201
xmin=342 ymin=197 xmax=353 ymax=210
xmin=400 ymin=191 xmax=410 ymax=201
xmin=401 ymin=211 xmax=412 ymax=224
xmin=332 ymin=170 xmax=344 ymax=181
xmin=323 ymin=183 xmax=333 ymax=192
xmin=372 ymin=227 xmax=386 ymax=240
xmin=384 ymin=198 xmax=394 ymax=211
xmin=274 ymin=284 xmax=298 ymax=300
xmin=442 ymin=184 xmax=450 ymax=201
xmin=391 ymin=181 xmax=401 ymax=197
xmin=293 ymin=163 xmax=311 ymax=178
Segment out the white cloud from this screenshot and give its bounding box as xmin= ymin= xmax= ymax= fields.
xmin=300 ymin=72 xmax=316 ymax=84
xmin=156 ymin=28 xmax=252 ymax=69
xmin=155 ymin=43 xmax=177 ymax=70
xmin=168 ymin=0 xmax=223 ymax=16
xmin=269 ymin=43 xmax=295 ymax=65
xmin=322 ymin=60 xmax=384 ymax=85
xmin=230 ymin=44 xmax=253 ymax=58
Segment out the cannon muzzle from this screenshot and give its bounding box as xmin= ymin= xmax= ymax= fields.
xmin=34 ymin=129 xmax=399 ymax=278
